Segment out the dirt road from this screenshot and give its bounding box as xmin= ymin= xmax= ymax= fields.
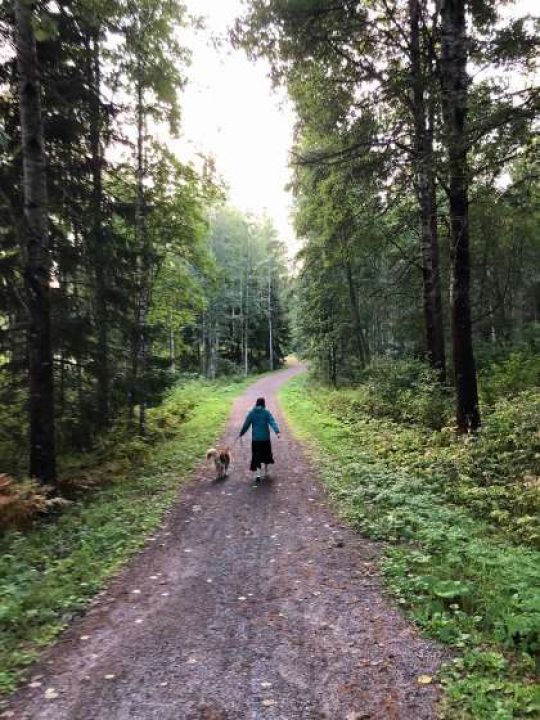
xmin=4 ymin=366 xmax=442 ymax=719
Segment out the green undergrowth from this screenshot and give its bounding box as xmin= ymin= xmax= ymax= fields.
xmin=280 ymin=375 xmax=539 ymax=720
xmin=0 ymin=375 xmax=253 ymax=696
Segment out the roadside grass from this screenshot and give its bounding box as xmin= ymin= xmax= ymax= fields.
xmin=0 ymin=376 xmax=252 ymax=696
xmin=279 ymin=375 xmax=539 ymax=720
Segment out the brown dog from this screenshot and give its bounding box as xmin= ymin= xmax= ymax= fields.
xmin=206 ymin=447 xmax=231 ymax=480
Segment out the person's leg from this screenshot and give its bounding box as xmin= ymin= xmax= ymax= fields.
xmin=263 ymin=440 xmax=273 ymax=479
xmin=251 ymin=442 xmax=262 ymax=482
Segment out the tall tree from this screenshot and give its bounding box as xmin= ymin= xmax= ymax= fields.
xmin=235 ymin=0 xmax=448 ymax=377
xmin=121 ymin=0 xmax=187 ymax=433
xmin=408 ymin=0 xmax=446 ymax=378
xmin=86 ymin=11 xmax=109 ymax=429
xmin=439 ymin=0 xmax=480 ymax=430
xmin=14 ymin=0 xmax=56 ymax=482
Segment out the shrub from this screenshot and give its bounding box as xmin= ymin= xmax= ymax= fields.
xmin=344 ymin=359 xmax=453 ymax=429
xmin=479 ymin=351 xmax=540 ymax=407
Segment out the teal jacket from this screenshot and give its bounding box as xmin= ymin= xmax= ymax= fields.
xmin=240 ymin=406 xmax=280 ymax=441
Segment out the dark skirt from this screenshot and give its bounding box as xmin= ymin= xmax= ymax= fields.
xmin=250 ymin=440 xmax=274 ymax=471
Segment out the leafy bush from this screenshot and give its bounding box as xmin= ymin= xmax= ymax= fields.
xmin=344 ymin=359 xmax=453 ymax=429
xmin=444 ymin=390 xmax=540 ymax=544
xmin=480 ymin=351 xmax=540 ymax=407
xmin=0 ymin=375 xmax=28 ymax=476
xmin=306 ymin=363 xmax=540 ymax=544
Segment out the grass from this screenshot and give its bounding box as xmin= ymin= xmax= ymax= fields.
xmin=0 ymin=375 xmax=253 ymax=696
xmin=279 ymin=375 xmax=539 ymax=720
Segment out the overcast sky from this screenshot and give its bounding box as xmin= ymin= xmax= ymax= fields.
xmin=174 ymin=0 xmax=537 ymax=257
xmin=172 ymin=0 xmax=297 ymax=254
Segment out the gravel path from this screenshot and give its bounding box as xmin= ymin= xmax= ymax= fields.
xmin=3 ymin=365 xmax=442 ymax=720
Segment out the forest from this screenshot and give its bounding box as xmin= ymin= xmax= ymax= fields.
xmin=0 ymin=1 xmax=539 ymax=719
xmin=0 ymin=0 xmax=291 ymax=488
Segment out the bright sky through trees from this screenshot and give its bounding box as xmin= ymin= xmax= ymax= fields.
xmin=174 ymin=0 xmax=536 ymax=258
xmin=174 ymin=0 xmax=297 ymax=254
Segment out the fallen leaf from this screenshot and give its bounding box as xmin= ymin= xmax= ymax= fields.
xmin=160 ymin=682 xmax=168 ymax=687
xmin=261 ymin=681 xmax=272 ymax=689
xmin=131 ymin=589 xmax=141 ymax=595
xmin=417 ymin=674 xmax=433 ymax=685
xmin=261 ymin=699 xmax=277 ymax=707
xmin=104 ymin=674 xmax=115 ymax=680
xmin=135 ymin=618 xmax=143 ymax=624
xmin=80 ymin=635 xmax=90 ymax=641
xmin=29 ymin=681 xmax=42 ymax=688
xmin=44 ymin=688 xmax=59 ymax=700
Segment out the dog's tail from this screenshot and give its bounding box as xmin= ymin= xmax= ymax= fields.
xmin=206 ymin=448 xmax=218 ymax=461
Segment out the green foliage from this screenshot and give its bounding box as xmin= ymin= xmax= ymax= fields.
xmin=479 ymin=351 xmax=540 ymax=407
xmin=0 ymin=376 xmax=252 ymax=695
xmin=0 ymin=374 xmax=27 ymax=476
xmin=352 ymin=359 xmax=453 ymax=429
xmin=280 ymin=375 xmax=540 ymax=719
xmin=199 ymin=207 xmax=291 ymax=377
xmin=302 ymin=357 xmax=540 ymax=544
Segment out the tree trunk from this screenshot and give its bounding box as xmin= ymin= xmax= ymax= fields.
xmin=344 ymin=260 xmax=369 ymax=366
xmin=135 ymin=74 xmax=150 ymax=435
xmin=15 ymin=0 xmax=56 ymax=483
xmin=409 ymin=0 xmax=446 ymax=381
xmin=169 ymin=313 xmax=176 ymax=373
xmin=201 ymin=312 xmax=207 ymax=376
xmin=440 ymin=0 xmax=480 ymax=430
xmin=88 ymin=30 xmax=109 ymax=428
xmin=267 ymin=268 xmax=274 ymax=370
xmin=243 ymin=247 xmax=249 ymax=376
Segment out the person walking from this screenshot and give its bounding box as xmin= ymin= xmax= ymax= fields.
xmin=239 ymin=397 xmax=280 ymax=483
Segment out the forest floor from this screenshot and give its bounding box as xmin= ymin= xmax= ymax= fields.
xmin=1 ymin=365 xmax=443 ymax=720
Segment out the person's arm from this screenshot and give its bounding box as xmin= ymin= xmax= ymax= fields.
xmin=239 ymin=411 xmax=253 ymax=437
xmin=267 ymin=411 xmax=280 ymax=436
